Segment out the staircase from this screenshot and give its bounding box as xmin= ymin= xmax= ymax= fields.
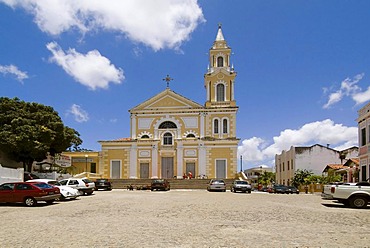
xmin=109 ymin=178 xmax=235 ymax=190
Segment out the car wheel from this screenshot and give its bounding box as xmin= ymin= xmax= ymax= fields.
xmin=24 ymin=197 xmax=36 ymax=207
xmin=349 ymin=196 xmax=368 ymax=209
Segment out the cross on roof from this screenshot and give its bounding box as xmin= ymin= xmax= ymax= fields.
xmin=163 ymin=74 xmax=173 ymax=88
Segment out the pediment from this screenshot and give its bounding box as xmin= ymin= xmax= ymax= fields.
xmin=130 ymin=89 xmax=203 ymax=112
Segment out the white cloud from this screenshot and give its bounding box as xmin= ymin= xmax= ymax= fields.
xmin=238 ymin=119 xmax=358 ymax=168
xmin=323 ymin=73 xmax=370 ymax=108
xmin=68 ymin=104 xmax=89 ymax=123
xmin=2 ymin=0 xmax=205 ymax=51
xmin=0 ymin=64 xmax=28 ymax=82
xmin=46 ymin=41 xmax=124 ymax=90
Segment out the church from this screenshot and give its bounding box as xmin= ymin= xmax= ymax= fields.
xmin=98 ymin=25 xmax=240 ymax=179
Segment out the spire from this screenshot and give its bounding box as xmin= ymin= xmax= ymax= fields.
xmin=215 ymin=23 xmax=225 ymax=41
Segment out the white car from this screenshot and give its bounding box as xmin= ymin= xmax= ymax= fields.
xmin=27 ymin=179 xmax=80 ymax=200
xmin=59 ymin=178 xmax=95 ymax=195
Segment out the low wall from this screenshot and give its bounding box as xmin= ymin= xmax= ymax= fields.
xmin=0 ymin=165 xmax=23 ymax=184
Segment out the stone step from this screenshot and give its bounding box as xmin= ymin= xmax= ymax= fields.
xmin=108 ymin=179 xmax=235 ymax=190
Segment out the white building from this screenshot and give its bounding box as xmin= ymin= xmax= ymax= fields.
xmin=244 ymin=165 xmax=273 ymax=187
xmin=275 ymin=144 xmax=358 ymax=185
xmin=358 ymin=102 xmax=370 ymax=181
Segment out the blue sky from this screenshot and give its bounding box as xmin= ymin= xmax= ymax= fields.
xmin=1 ymin=0 xmax=369 ymax=170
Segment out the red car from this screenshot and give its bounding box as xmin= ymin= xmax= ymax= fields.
xmin=0 ymin=182 xmax=61 ymax=207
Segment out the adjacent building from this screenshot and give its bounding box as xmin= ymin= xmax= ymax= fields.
xmin=358 ymin=101 xmax=370 ymax=181
xmin=97 ymin=25 xmax=240 ymax=179
xmin=275 ymin=144 xmax=358 ymax=185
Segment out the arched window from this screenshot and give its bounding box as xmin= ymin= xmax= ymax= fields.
xmin=222 ymin=119 xmax=228 ymax=134
xmin=163 ymin=132 xmax=173 ymax=145
xmin=216 ymin=84 xmax=225 ymax=101
xmin=159 ymin=121 xmax=177 ymax=129
xmin=217 ymin=56 xmax=224 ymax=67
xmin=214 ymin=119 xmax=219 ymax=134
xmin=141 ymin=135 xmax=149 ymax=139
xmin=186 ymin=134 xmax=195 ymax=138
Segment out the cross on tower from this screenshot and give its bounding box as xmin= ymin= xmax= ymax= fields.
xmin=163 ymin=74 xmax=173 ymax=88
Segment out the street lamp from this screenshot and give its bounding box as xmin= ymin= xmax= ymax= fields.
xmin=240 ymin=155 xmax=243 ymax=172
xmin=85 ymin=154 xmax=88 ymax=172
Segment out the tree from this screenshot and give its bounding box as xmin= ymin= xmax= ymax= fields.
xmin=258 ymin=171 xmax=275 ymax=187
xmin=291 ymin=169 xmax=313 ymax=187
xmin=0 ymin=97 xmax=82 ymax=171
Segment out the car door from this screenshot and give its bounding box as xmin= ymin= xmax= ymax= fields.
xmin=68 ymin=179 xmax=80 ymax=189
xmin=13 ymin=183 xmax=35 ymax=202
xmin=0 ymin=183 xmax=15 ymax=203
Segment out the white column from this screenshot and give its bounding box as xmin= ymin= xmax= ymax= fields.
xmin=131 ymin=115 xmax=136 ymax=139
xmin=177 ymin=142 xmax=183 ymax=179
xmin=200 ymin=113 xmax=206 ymax=138
xmin=129 ymin=144 xmax=137 ymax=179
xmin=151 ymin=144 xmax=158 ymax=179
xmin=198 ymin=143 xmax=207 ymax=176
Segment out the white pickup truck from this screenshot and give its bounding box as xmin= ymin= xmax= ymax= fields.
xmin=322 ymin=181 xmax=370 ymax=208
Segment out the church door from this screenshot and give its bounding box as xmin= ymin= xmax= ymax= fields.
xmin=216 ymin=160 xmax=226 ymax=179
xmin=161 ymin=157 xmax=174 ymax=178
xmin=140 ymin=163 xmax=149 ymax=178
xmin=186 ymin=162 xmax=196 ymax=178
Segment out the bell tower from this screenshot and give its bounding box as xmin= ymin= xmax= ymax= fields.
xmin=204 ymin=24 xmax=237 ymax=108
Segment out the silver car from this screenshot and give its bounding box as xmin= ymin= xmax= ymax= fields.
xmin=207 ymin=179 xmax=226 ymax=192
xmin=231 ymin=180 xmax=252 ymax=193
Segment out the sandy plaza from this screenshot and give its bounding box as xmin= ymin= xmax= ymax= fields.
xmin=0 ymin=189 xmax=369 ymax=248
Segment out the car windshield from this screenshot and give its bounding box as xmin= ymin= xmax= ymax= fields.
xmin=236 ymin=181 xmax=248 ymax=185
xmin=82 ymin=179 xmax=92 ymax=183
xmin=47 ymin=181 xmax=61 ymax=186
xmin=59 ymin=180 xmax=67 ymax=185
xmin=212 ymin=180 xmax=224 ymax=184
xmin=34 ymin=183 xmax=53 ymax=189
xmin=153 ymin=180 xmax=164 ymax=183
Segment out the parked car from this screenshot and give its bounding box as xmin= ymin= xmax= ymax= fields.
xmin=94 ymin=178 xmax=113 ymax=191
xmin=270 ymin=184 xmax=288 ymax=194
xmin=286 ymin=186 xmax=299 ymax=194
xmin=27 ymin=179 xmax=80 ymax=200
xmin=23 ymin=172 xmax=40 ymax=181
xmin=207 ymin=179 xmax=226 ymax=192
xmin=59 ymin=178 xmax=95 ymax=195
xmin=151 ymin=179 xmax=170 ymax=191
xmin=0 ymin=182 xmax=61 ymax=207
xmin=231 ymin=180 xmax=252 ymax=193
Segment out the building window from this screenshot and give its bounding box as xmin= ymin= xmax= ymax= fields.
xmin=217 ymin=56 xmax=224 ymax=67
xmin=91 ymin=163 xmax=96 ymax=173
xmin=141 ymin=135 xmax=149 ymax=139
xmin=163 ymin=132 xmax=173 ymax=145
xmin=283 ymin=162 xmax=285 ymax=171
xmin=287 ymin=161 xmax=290 ymax=170
xmin=214 ymin=119 xmax=219 ymax=134
xmin=159 ymin=121 xmax=177 ymax=129
xmin=222 ymin=119 xmax=228 ymax=134
xmin=186 ymin=134 xmax=195 ymax=138
xmin=361 ymin=128 xmax=366 ymax=146
xmin=216 ymin=84 xmax=225 ymax=101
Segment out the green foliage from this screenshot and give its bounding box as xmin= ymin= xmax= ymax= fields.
xmin=291 ymin=169 xmax=313 ymax=187
xmin=258 ymin=171 xmax=275 ymax=186
xmin=0 ymin=97 xmax=82 ymax=170
xmin=322 ymin=168 xmax=342 ymax=184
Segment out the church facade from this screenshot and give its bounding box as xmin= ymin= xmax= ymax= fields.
xmin=98 ymin=25 xmax=240 ymax=179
